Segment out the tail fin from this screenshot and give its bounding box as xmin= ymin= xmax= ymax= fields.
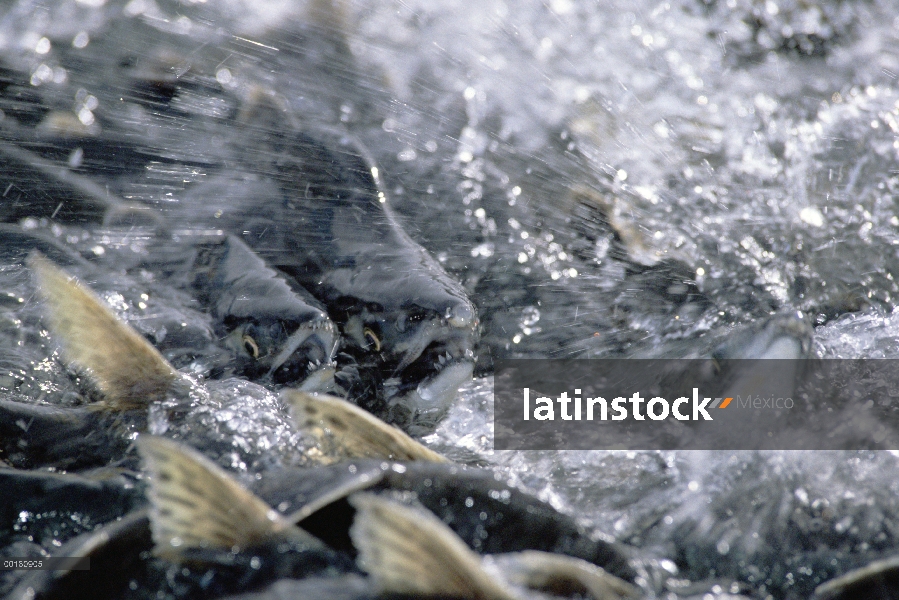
xmin=285 ymin=391 xmax=447 ymax=463
xmin=136 ymin=436 xmax=323 ymax=561
xmin=28 ymin=252 xmax=178 ymax=410
xmin=349 ymin=493 xmax=518 ymax=600
xmin=490 ymin=550 xmax=639 ymax=600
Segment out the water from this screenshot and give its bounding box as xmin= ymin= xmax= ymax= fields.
xmin=3 ymin=0 xmax=899 ymax=598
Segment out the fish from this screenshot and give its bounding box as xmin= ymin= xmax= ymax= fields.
xmin=2 ymin=251 xmax=442 ymax=470
xmin=0 ymin=397 xmax=137 ymax=470
xmin=0 ymin=223 xmax=94 ymax=271
xmin=136 ymin=437 xmax=345 ymax=565
xmin=150 ymin=233 xmax=339 ymax=388
xmin=4 ymin=510 xmax=153 ymax=600
xmin=350 ymin=492 xmax=638 ymax=600
xmin=7 ymin=437 xmax=636 ymax=599
xmin=27 ymin=252 xmax=182 ymax=410
xmin=0 ymin=145 xmax=337 ymax=392
xmin=180 ymin=121 xmax=479 ymax=434
xmin=711 ymin=310 xmax=814 ymax=362
xmin=5 ymin=437 xmax=355 ymax=600
xmin=210 ymin=575 xmax=374 ymax=600
xmin=0 ymin=23 xmax=480 ymax=432
xmin=0 ymin=467 xmax=143 ymax=547
xmin=269 ymin=130 xmax=477 ymax=435
xmin=0 ymin=252 xmax=186 ymax=469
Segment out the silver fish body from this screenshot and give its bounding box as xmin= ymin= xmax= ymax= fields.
xmin=5 ymin=451 xmax=636 ymax=600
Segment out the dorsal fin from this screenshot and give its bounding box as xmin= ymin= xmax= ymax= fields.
xmin=349 ymin=493 xmax=519 ymax=600
xmin=489 ymin=550 xmax=639 ymax=600
xmin=136 ymin=436 xmax=323 ymax=560
xmin=285 ymin=391 xmax=447 ymax=463
xmin=28 ymin=252 xmax=178 ymax=410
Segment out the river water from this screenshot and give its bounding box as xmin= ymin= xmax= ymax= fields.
xmin=3 ymin=0 xmax=899 ymax=598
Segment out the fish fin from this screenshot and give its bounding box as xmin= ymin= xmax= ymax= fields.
xmin=490 ymin=550 xmax=639 ymax=600
xmin=285 ymin=391 xmax=447 ymax=463
xmin=814 ymin=555 xmax=899 ymax=600
xmin=28 ymin=252 xmax=178 ymax=410
xmin=136 ymin=436 xmax=322 ymax=560
xmin=349 ymin=493 xmax=518 ymax=600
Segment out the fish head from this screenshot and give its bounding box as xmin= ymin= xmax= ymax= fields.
xmin=222 ymin=315 xmax=337 ymax=388
xmin=338 ymin=292 xmax=478 ymax=434
xmin=191 ymin=234 xmax=339 ymax=390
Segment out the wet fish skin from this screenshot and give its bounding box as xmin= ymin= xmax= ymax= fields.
xmin=2 ymin=26 xmax=478 ymax=431
xmin=6 ymin=508 xmax=352 ymax=600
xmin=136 ymin=436 xmax=328 ymax=560
xmin=7 ymin=253 xmax=321 ymax=472
xmin=137 ymin=437 xmax=356 ymax=582
xmin=0 ymin=398 xmax=136 ymax=470
xmin=349 ymin=492 xmax=520 ymax=600
xmin=813 ymin=555 xmax=899 ymax=600
xmin=6 ymin=437 xmax=359 ymax=600
xmin=488 ymin=551 xmax=640 ymax=600
xmin=0 ymin=134 xmax=130 ymax=224
xmin=214 ymin=575 xmax=374 ymax=600
xmin=9 ymin=443 xmax=636 ymax=600
xmin=0 ymin=467 xmax=143 ymax=553
xmin=711 ymin=310 xmax=814 ymax=362
xmin=0 ymin=123 xmax=332 ymax=394
xmin=6 ymin=510 xmax=153 ymax=600
xmin=4 ymin=253 xmax=192 ymax=469
xmin=1 ymin=254 xmax=184 ymax=470
xmin=0 ymin=224 xmax=93 ymax=270
xmin=254 ymin=461 xmax=636 ymax=584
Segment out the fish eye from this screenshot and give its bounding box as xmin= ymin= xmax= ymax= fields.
xmin=363 ymin=327 xmax=381 ymax=352
xmin=242 ymin=334 xmax=260 ymax=359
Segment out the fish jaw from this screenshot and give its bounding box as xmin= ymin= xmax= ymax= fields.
xmin=712 ymin=310 xmax=813 ymax=361
xmin=386 ymin=361 xmax=475 ymax=435
xmin=222 ymin=316 xmax=338 ymax=388
xmin=383 ymin=301 xmax=478 ymax=433
xmin=340 ymin=300 xmax=478 ymax=433
xmin=267 ymin=318 xmax=339 ymax=388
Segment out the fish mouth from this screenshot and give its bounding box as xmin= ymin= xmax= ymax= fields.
xmin=267 ymin=319 xmax=339 ymax=388
xmin=385 ymin=361 xmax=475 ymax=435
xmin=381 ymin=321 xmax=478 ymax=434
xmin=713 ymin=311 xmax=813 ymax=361
xmin=333 ymin=301 xmax=478 ymax=432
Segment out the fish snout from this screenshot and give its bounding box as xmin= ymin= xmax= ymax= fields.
xmin=268 ymin=319 xmax=339 ymax=388
xmin=393 ymin=299 xmax=479 ymax=375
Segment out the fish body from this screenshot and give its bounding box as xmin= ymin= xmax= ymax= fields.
xmin=180 ymin=127 xmax=478 ymax=432
xmin=256 ymin=460 xmax=635 ymax=581
xmin=141 ymin=233 xmax=339 ymax=387
xmin=0 ymin=468 xmax=143 ymax=545
xmin=814 ymin=556 xmax=899 ymax=600
xmin=1 ymin=254 xmax=306 ymax=472
xmin=6 ymin=438 xmax=635 ymax=599
xmin=0 ymin=399 xmax=135 ymax=470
